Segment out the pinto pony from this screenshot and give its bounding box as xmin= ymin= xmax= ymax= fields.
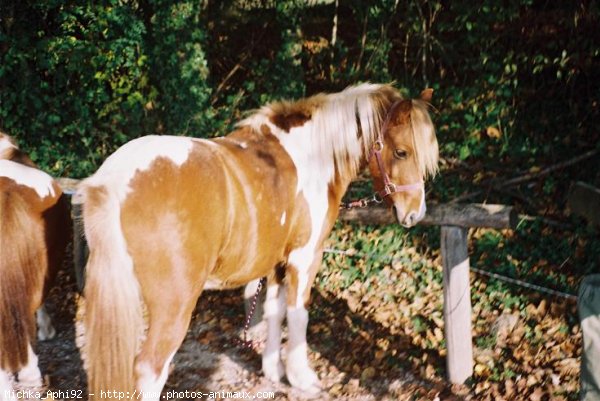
xmin=0 ymin=133 xmax=70 ymax=397
xmin=78 ymin=83 xmax=439 ymax=399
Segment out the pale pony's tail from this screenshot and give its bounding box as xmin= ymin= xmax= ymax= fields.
xmin=79 ymin=184 xmax=143 ymax=400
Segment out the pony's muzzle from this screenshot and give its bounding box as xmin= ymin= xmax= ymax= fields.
xmin=394 ymin=199 xmax=426 ymax=228
xmin=403 ymin=211 xmax=419 ymax=227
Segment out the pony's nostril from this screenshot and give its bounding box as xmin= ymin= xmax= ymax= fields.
xmin=405 ymin=212 xmax=417 ymax=226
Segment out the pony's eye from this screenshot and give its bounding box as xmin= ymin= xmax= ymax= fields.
xmin=393 ymin=149 xmax=408 ymax=160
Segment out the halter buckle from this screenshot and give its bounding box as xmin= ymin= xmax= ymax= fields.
xmin=384 ymin=183 xmax=397 ymax=196
xmin=373 ymin=140 xmax=384 ymax=152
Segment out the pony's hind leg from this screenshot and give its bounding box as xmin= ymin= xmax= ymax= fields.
xmin=262 ymin=279 xmax=286 ymax=383
xmin=134 ymin=288 xmax=200 ymax=401
xmin=36 ymin=305 xmax=55 ymax=341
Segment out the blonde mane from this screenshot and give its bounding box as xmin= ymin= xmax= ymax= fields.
xmin=409 ymin=99 xmax=439 ymax=179
xmin=239 ymin=83 xmax=437 ymax=180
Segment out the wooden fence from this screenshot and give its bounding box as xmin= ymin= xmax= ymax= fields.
xmin=57 ymin=178 xmax=516 ymax=385
xmin=340 ymin=203 xmax=516 ymax=384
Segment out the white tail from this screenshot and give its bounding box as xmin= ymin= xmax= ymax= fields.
xmin=80 ymin=184 xmax=143 ymax=400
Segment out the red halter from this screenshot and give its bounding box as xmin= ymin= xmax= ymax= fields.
xmin=369 ymin=100 xmax=424 ymax=201
xmin=340 ymin=100 xmax=423 ymax=210
xmin=340 ymin=100 xmax=424 ymax=209
xmin=370 ymin=139 xmax=423 ymax=200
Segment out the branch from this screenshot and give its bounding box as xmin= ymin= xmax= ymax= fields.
xmin=451 ymin=148 xmax=599 ymax=203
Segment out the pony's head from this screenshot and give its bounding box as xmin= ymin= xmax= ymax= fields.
xmin=368 ymin=89 xmax=439 ymax=227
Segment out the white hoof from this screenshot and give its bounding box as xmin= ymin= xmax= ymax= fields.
xmin=262 ymin=356 xmax=285 ymax=383
xmin=286 ymin=364 xmax=321 ymax=395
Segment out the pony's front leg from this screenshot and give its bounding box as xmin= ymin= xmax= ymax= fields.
xmin=261 ymin=279 xmax=286 ymax=383
xmin=285 ymin=253 xmax=322 ymax=395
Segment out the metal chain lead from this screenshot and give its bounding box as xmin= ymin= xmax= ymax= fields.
xmin=340 ymin=194 xmax=382 ymax=209
xmin=234 ymin=277 xmax=267 ymax=349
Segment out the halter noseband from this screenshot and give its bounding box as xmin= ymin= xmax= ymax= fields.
xmin=369 ymin=100 xmax=424 ymax=200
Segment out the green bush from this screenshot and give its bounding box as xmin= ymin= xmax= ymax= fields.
xmin=1 ymin=0 xmax=598 ymax=183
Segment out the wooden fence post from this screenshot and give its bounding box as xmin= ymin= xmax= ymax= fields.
xmin=57 ymin=178 xmax=87 ymax=291
xmin=71 ymin=194 xmax=87 ymax=291
xmin=441 ymin=225 xmax=473 ymax=384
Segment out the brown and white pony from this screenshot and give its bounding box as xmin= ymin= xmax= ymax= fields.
xmin=78 ymin=83 xmax=439 ymax=400
xmin=0 ymin=133 xmax=70 ymax=398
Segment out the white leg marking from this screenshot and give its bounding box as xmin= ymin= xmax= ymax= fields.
xmin=16 ymin=344 xmax=42 ymax=389
xmin=0 ymin=369 xmax=15 ymax=401
xmin=262 ymin=283 xmax=286 ymax=383
xmin=36 ymin=305 xmax=56 ymax=341
xmin=286 ymin=306 xmax=320 ymax=394
xmin=283 ymin=188 xmax=327 ymax=394
xmin=136 ymin=352 xmax=175 ymax=401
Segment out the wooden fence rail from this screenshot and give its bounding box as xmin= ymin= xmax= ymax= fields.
xmin=56 ymin=178 xmax=517 ymax=385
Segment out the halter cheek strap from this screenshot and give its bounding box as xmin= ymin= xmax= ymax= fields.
xmin=370 ymin=118 xmax=424 ymax=200
xmin=340 ymin=100 xmax=424 ymax=210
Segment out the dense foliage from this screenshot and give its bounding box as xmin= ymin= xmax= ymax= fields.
xmin=2 ymin=1 xmax=598 ymax=179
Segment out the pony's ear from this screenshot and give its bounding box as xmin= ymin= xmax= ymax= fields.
xmin=420 ymin=88 xmax=433 ymax=102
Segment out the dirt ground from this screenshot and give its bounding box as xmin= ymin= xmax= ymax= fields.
xmin=35 ymin=264 xmax=459 ymax=401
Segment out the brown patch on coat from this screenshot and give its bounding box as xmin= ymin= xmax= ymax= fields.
xmin=269 ymin=111 xmax=311 ymax=133
xmin=267 ymin=95 xmax=325 ymax=132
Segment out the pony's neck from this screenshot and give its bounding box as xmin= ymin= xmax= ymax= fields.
xmin=237 ymin=83 xmax=402 ymax=200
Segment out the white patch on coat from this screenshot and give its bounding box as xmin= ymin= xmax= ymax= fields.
xmin=0 ymin=160 xmax=56 ymax=198
xmin=136 ymin=351 xmax=175 ymax=401
xmin=81 ymin=136 xmax=194 ymax=203
xmin=280 ymin=212 xmax=286 ymax=226
xmin=286 ymin=179 xmax=330 ymax=306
